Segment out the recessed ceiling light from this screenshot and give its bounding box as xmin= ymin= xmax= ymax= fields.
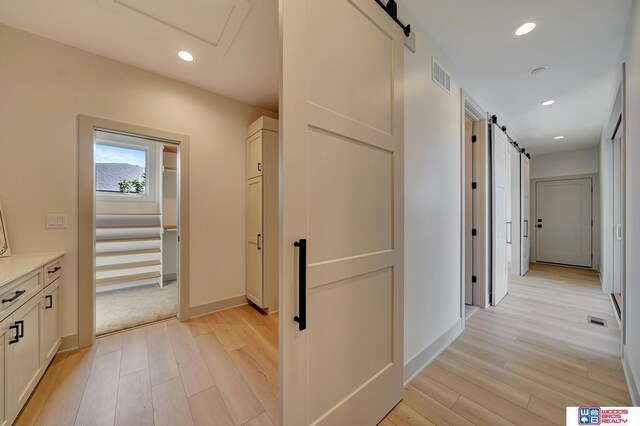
xmin=515 ymin=22 xmax=536 ymax=36
xmin=542 ymin=100 xmax=556 ymax=106
xmin=178 ymin=51 xmax=194 ymax=62
xmin=554 ymin=136 xmax=564 ymax=140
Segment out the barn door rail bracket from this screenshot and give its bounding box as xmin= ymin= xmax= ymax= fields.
xmin=375 ymin=0 xmax=411 ymax=37
xmin=490 ymin=114 xmax=531 ymax=159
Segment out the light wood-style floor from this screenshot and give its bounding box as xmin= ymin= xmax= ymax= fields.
xmin=16 ymin=304 xmax=278 ymax=426
xmin=383 ymin=263 xmax=630 ymax=426
xmin=17 ymin=263 xmax=630 ymax=425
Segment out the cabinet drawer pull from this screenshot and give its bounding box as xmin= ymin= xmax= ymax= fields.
xmin=48 ymin=266 xmax=61 ymax=275
xmin=8 ymin=324 xmax=19 ymax=344
xmin=45 ymin=295 xmax=53 ymax=309
xmin=2 ymin=290 xmax=26 ymax=304
xmin=16 ymin=320 xmax=24 ymax=338
xmin=257 ymin=162 xmax=262 ymax=172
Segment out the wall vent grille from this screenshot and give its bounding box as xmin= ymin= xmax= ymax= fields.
xmin=432 ymin=58 xmax=451 ymax=94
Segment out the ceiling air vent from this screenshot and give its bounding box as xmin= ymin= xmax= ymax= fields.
xmin=432 ymin=58 xmax=451 ymax=94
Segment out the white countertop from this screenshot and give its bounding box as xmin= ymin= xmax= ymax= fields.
xmin=0 ymin=252 xmax=65 ymax=288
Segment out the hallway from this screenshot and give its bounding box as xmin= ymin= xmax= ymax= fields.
xmin=384 ymin=264 xmax=630 ymax=425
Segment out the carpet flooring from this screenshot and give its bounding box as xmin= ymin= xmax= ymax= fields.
xmin=96 ymin=280 xmax=177 ymax=335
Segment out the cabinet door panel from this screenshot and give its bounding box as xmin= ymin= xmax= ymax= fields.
xmin=10 ymin=295 xmax=42 ymax=412
xmin=43 ymin=280 xmax=61 ymax=364
xmin=247 ymin=177 xmax=263 ymax=306
xmin=248 ymin=133 xmax=263 ymax=179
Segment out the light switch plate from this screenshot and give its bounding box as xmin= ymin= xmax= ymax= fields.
xmin=45 ymin=214 xmax=67 ymax=229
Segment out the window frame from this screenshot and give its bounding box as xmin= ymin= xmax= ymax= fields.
xmin=94 ymin=135 xmax=157 ymax=204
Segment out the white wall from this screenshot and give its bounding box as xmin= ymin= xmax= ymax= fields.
xmin=530 ymin=147 xmax=599 ymax=180
xmin=611 ymin=0 xmax=640 ymax=404
xmin=0 ymin=24 xmax=276 ymax=339
xmin=403 ymin=25 xmax=464 ymax=380
xmin=400 ymin=10 xmax=514 ymax=382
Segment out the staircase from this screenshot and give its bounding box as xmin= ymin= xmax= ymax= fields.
xmin=95 ymin=213 xmax=163 ymax=292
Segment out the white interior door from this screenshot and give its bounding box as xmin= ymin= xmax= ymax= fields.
xmin=613 ymin=137 xmax=623 ymax=294
xmin=280 ymin=0 xmax=404 ymax=424
xmin=492 ymin=124 xmax=509 ymax=305
xmin=508 ymin=147 xmax=521 ymax=278
xmin=520 ymin=155 xmax=531 ymax=275
xmin=536 ymin=178 xmax=592 ymax=267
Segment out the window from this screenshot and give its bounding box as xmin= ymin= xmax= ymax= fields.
xmin=95 ymin=144 xmax=147 ymax=194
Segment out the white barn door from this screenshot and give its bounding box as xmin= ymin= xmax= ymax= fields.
xmin=508 ymin=147 xmax=521 ymax=278
xmin=492 ymin=124 xmax=509 ymax=305
xmin=280 ymin=0 xmax=405 ymax=424
xmin=521 ymin=155 xmax=531 ymax=275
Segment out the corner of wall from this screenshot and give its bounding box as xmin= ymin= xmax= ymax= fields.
xmin=403 ymin=318 xmax=462 ymax=386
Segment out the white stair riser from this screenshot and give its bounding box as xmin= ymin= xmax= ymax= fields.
xmin=96 ymin=240 xmax=161 ymax=253
xmin=96 ymin=265 xmax=161 ymax=280
xmin=96 ymin=252 xmax=161 ymax=267
xmin=96 ymin=228 xmax=162 ymax=239
xmin=96 ymin=278 xmax=161 ymax=293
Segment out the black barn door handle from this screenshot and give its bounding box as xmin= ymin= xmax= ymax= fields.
xmin=293 ymin=239 xmax=307 ymax=331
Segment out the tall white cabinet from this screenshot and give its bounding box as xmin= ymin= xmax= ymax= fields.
xmin=246 ymin=117 xmax=279 ymax=313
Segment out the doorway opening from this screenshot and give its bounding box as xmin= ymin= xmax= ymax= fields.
xmin=94 ymin=130 xmax=179 ymax=335
xmin=463 ymin=97 xmax=488 ymax=309
xmin=78 ymin=115 xmax=190 ymax=348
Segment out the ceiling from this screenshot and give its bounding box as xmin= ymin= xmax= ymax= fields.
xmin=0 ymin=1 xmax=632 ymax=153
xmin=403 ymin=0 xmax=632 ymax=155
xmin=0 ymin=0 xmax=280 ymax=111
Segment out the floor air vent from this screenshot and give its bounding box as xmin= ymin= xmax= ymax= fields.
xmin=588 ymin=316 xmax=607 ymax=327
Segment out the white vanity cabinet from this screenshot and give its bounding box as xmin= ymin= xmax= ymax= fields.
xmin=0 ymin=252 xmax=63 ymax=424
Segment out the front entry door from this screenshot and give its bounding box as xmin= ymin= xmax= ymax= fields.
xmin=280 ymin=0 xmax=405 ymax=424
xmin=536 ymin=178 xmax=592 ymax=267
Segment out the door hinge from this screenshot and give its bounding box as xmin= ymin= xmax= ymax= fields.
xmin=472 ymin=182 xmax=477 ymax=189
xmin=472 ymin=276 xmax=477 ymax=283
xmin=472 ymin=229 xmax=477 ymax=236
xmin=472 ymin=135 xmax=477 ymax=143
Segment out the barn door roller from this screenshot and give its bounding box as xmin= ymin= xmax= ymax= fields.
xmin=374 ymin=0 xmax=411 ymax=37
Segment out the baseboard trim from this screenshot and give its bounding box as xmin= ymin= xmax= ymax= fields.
xmin=623 ymin=344 xmax=640 ymax=406
xmin=59 ymin=333 xmax=79 ymax=353
xmin=403 ymin=318 xmax=463 ymax=386
xmin=190 ymin=295 xmax=248 ymax=318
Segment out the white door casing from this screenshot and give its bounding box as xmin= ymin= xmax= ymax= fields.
xmin=520 ymin=155 xmax=531 ymax=275
xmin=613 ymin=137 xmax=623 ymax=294
xmin=492 ymin=124 xmax=509 ymax=305
xmin=280 ymin=0 xmax=405 ymax=424
xmin=536 ymin=178 xmax=593 ymax=267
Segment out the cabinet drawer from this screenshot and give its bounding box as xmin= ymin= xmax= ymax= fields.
xmin=0 ymin=271 xmax=41 ymax=321
xmin=43 ymin=258 xmax=63 ymax=287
